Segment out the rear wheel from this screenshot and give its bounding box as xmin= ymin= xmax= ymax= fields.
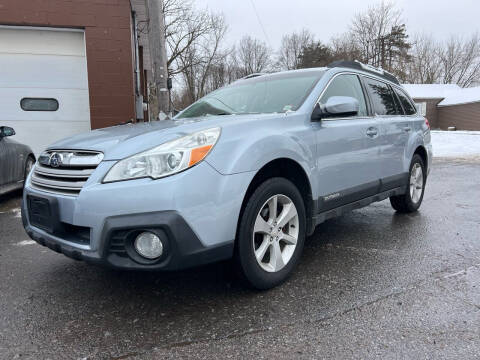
xmin=390 ymin=154 xmax=426 ymax=213
xmin=235 ymin=178 xmax=306 ymax=290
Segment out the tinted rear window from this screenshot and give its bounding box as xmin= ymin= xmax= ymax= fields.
xmin=395 ymin=89 xmax=417 ymax=115
xmin=364 ymin=78 xmax=400 ymax=115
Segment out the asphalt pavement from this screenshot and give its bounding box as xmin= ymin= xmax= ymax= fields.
xmin=0 ymin=158 xmax=479 ymax=359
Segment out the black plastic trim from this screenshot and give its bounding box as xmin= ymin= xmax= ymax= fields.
xmin=22 ymin=202 xmax=234 ymax=271
xmin=100 ymin=211 xmax=234 ymax=270
xmin=380 ymin=173 xmax=409 ymax=192
xmin=311 ymin=174 xmax=409 ymax=227
xmin=317 ymin=180 xmax=380 ymax=213
xmin=313 ymin=185 xmax=406 ymax=226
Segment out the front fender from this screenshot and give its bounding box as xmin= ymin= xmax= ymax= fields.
xmin=206 ymin=116 xmax=315 ymax=178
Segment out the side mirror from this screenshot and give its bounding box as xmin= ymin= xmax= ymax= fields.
xmin=0 ymin=126 xmax=15 ymax=138
xmin=311 ymin=96 xmax=359 ymax=121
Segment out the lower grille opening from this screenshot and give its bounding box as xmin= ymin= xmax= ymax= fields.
xmin=109 ymin=230 xmax=129 ymax=257
xmin=61 ymin=223 xmax=91 ymax=245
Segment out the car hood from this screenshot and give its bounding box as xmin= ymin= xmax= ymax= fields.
xmin=47 ymin=115 xmax=276 ymax=161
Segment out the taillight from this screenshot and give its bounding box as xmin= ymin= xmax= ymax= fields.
xmin=424 ymin=117 xmax=430 ymax=129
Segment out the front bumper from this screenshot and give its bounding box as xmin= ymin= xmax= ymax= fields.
xmin=22 ymin=202 xmax=233 ymax=270
xmin=22 ymin=161 xmax=255 ymax=270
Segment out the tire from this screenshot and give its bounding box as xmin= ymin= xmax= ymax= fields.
xmin=235 ymin=177 xmax=306 ymax=290
xmin=24 ymin=156 xmax=35 ymax=182
xmin=390 ymin=154 xmax=426 ymax=213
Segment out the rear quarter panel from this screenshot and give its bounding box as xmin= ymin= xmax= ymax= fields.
xmin=2 ymin=138 xmax=31 ymax=184
xmin=405 ymin=115 xmax=431 ymax=172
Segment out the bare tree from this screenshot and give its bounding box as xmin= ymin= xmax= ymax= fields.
xmin=405 ymin=34 xmax=442 ymax=84
xmin=439 ymin=33 xmax=480 ymax=87
xmin=349 ymin=0 xmax=410 ymax=73
xmin=176 ymin=14 xmax=229 ymax=103
xmin=163 ymin=0 xmax=220 ymax=76
xmin=400 ymin=32 xmax=480 ymax=86
xmin=330 ymin=33 xmax=363 ymax=62
xmin=277 ymin=29 xmax=314 ymax=70
xmin=236 ymin=35 xmax=272 ymax=76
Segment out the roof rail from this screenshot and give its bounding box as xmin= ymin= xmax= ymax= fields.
xmin=327 ymin=60 xmax=400 ymax=85
xmin=242 ymin=73 xmax=265 ymax=80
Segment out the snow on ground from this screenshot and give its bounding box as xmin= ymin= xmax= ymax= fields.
xmin=431 ymin=130 xmax=480 ymax=158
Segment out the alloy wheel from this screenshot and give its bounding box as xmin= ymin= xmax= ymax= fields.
xmin=409 ymin=163 xmax=424 ymax=204
xmin=252 ymin=194 xmax=299 ymax=273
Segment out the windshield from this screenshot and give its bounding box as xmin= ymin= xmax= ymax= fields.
xmin=176 ymin=71 xmax=324 ymax=119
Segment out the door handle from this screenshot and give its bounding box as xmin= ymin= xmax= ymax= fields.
xmin=366 ymin=127 xmax=378 ymax=138
xmin=403 ymin=126 xmax=411 ymax=132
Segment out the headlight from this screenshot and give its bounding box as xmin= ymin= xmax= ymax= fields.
xmin=103 ymin=127 xmax=221 ymax=183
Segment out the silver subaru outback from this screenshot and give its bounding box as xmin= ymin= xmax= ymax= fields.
xmin=22 ymin=61 xmax=432 ymax=289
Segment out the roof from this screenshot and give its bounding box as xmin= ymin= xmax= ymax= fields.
xmin=438 ymin=86 xmax=480 ymax=107
xmin=402 ymin=84 xmax=461 ymax=100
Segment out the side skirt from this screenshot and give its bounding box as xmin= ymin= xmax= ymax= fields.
xmin=311 ymin=185 xmax=406 ymax=229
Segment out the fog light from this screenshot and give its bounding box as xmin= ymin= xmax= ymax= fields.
xmin=134 ymin=232 xmax=163 ymax=259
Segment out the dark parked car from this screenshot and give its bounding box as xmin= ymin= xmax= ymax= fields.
xmin=0 ymin=126 xmax=35 ymax=196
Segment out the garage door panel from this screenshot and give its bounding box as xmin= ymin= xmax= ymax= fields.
xmin=0 ymin=88 xmax=90 ymax=121
xmin=0 ymin=54 xmax=88 ymax=89
xmin=0 ymin=27 xmax=91 ymax=157
xmin=0 ymin=28 xmax=85 ymax=56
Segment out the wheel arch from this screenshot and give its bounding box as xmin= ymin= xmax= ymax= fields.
xmin=236 ymin=158 xmax=315 ymax=242
xmin=413 ymin=145 xmax=428 ymax=172
xmin=23 ymin=152 xmax=36 ymax=181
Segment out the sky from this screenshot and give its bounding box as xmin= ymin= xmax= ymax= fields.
xmin=194 ymin=0 xmax=480 ymax=50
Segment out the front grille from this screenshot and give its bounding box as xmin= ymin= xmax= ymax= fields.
xmin=30 ymin=150 xmax=103 ymax=196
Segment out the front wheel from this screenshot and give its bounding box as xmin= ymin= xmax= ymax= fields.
xmin=390 ymin=154 xmax=426 ymax=213
xmin=24 ymin=156 xmax=35 ymax=183
xmin=235 ymin=178 xmax=306 ymax=290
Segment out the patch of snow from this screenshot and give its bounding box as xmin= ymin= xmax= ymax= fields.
xmin=15 ymin=240 xmax=36 ymax=246
xmin=12 ymin=208 xmax=21 ymax=218
xmin=0 ymin=208 xmax=22 ymax=216
xmin=431 ymin=130 xmax=480 ymax=158
xmin=402 ymin=84 xmax=460 ymax=99
xmin=438 ymin=86 xmax=480 ymax=106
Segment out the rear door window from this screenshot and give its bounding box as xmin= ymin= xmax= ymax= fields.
xmin=394 ymin=89 xmax=417 ymax=115
xmin=363 ymin=78 xmax=400 ymax=116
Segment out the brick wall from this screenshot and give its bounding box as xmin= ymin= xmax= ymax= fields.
xmin=0 ymin=0 xmax=135 ymax=129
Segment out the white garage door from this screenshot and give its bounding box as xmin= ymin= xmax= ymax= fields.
xmin=0 ymin=26 xmax=91 ymax=156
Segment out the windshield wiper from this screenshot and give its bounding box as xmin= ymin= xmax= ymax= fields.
xmin=205 ymin=112 xmax=233 ymax=116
